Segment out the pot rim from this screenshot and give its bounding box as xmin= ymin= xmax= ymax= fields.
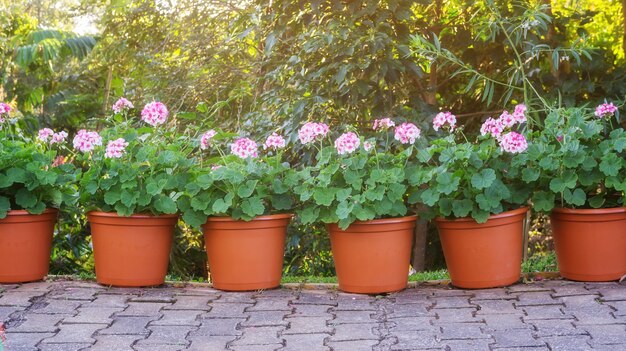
xmin=5 ymin=208 xmax=59 ymax=216
xmin=331 ymin=214 xmax=418 ymax=227
xmin=435 ymin=206 xmax=529 ymax=223
xmin=87 ymin=211 xmax=179 ymax=219
xmin=551 ymin=206 xmax=626 ymax=215
xmin=206 ymin=213 xmax=294 ymax=222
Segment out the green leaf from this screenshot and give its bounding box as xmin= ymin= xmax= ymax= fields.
xmin=588 ymin=195 xmax=605 ymax=208
xmin=212 ymin=198 xmax=229 ymax=214
xmin=452 ymin=199 xmax=473 ymax=218
xmin=299 ymin=206 xmax=320 ymax=224
xmin=15 ymin=188 xmax=37 ymax=208
xmin=0 ymin=174 xmax=13 ymax=188
xmin=533 ymin=191 xmax=555 ymax=212
xmin=241 ymin=197 xmax=265 ymax=217
xmin=435 ymin=172 xmax=460 ymax=195
xmin=7 ymin=168 xmax=26 ymax=183
xmin=154 ymin=195 xmax=177 ymax=214
xmin=600 ymin=153 xmax=622 ymax=176
xmin=183 ymin=209 xmax=207 ymax=228
xmin=420 ymin=188 xmax=440 ymax=206
xmin=237 ymin=180 xmax=258 ymax=198
xmin=313 ymin=187 xmax=336 ymax=206
xmin=336 ymin=201 xmax=354 ymax=220
xmin=471 ymin=168 xmax=496 ymax=190
xmin=197 ymin=174 xmax=213 ymax=189
xmin=521 ymin=168 xmax=540 ymax=182
xmin=104 ymin=190 xmax=121 ymax=205
xmin=271 ymin=194 xmax=293 ymax=211
xmin=0 ymin=196 xmax=10 ymax=218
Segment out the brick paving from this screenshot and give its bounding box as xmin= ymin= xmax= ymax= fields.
xmin=0 ymin=279 xmax=624 ymax=350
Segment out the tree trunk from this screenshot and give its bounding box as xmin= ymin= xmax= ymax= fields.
xmin=102 ymin=65 xmax=113 ymax=115
xmin=623 ymin=0 xmax=626 ymax=58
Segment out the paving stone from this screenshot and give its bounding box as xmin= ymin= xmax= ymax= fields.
xmin=0 ymin=306 xmax=24 ymax=322
xmin=330 ymin=323 xmax=378 ymax=341
xmin=41 ymin=322 xmax=106 ymax=344
xmin=514 ymin=292 xmax=563 ymax=307
xmin=390 ymin=330 xmax=441 ymax=349
xmin=531 ymin=319 xmax=584 ymax=336
xmin=283 ymin=316 xmax=332 ymax=334
xmin=38 ymin=343 xmax=92 ymax=351
xmin=328 ymin=339 xmax=380 ymax=351
xmin=439 ymin=322 xmax=490 ymax=340
xmin=30 ymin=299 xmax=82 ymax=315
xmin=97 ymin=316 xmax=154 ymax=335
xmin=90 ymin=335 xmax=144 ymax=351
xmin=507 ymin=284 xmax=552 ymax=293
xmin=135 ymin=325 xmax=192 ymax=346
xmin=542 ymin=335 xmax=592 ymax=351
xmin=229 ymin=345 xmax=283 ymax=351
xmin=293 ymin=291 xmax=337 ymax=306
xmin=596 ymin=287 xmax=626 ymax=301
xmin=431 ymin=296 xmax=473 ymax=309
xmin=163 ymin=295 xmax=213 ymax=311
xmin=230 ymin=326 xmax=284 ymax=346
xmin=561 ymin=294 xmax=605 ymax=308
xmin=387 ymin=316 xmax=435 ymax=332
xmin=385 ymin=303 xmax=433 ymax=318
xmin=116 ymin=302 xmax=170 ymax=317
xmin=551 ymin=285 xmax=596 ymax=298
xmin=12 ymin=282 xmax=52 ymax=292
xmin=334 ymin=296 xmax=378 ymax=311
xmin=203 ymin=302 xmax=253 ymax=317
xmin=186 ymin=335 xmax=237 ymax=351
xmin=175 ymin=286 xmax=221 ymax=296
xmin=213 ymin=292 xmax=255 ymax=304
xmin=7 ymin=313 xmax=68 ymax=332
xmin=3 ymin=332 xmax=55 ymax=351
xmin=389 ymin=290 xmax=431 ymax=304
xmin=579 ymin=324 xmax=626 ymax=345
xmin=246 ymin=298 xmax=292 ymax=311
xmin=331 ymin=310 xmax=377 ymax=324
xmin=63 ymin=307 xmax=123 ymax=324
xmin=433 ymin=308 xmax=479 ymax=324
xmin=150 ymin=309 xmax=202 ymax=326
xmin=290 ymin=304 xmax=331 ymax=316
xmin=522 ymin=305 xmax=574 ymax=320
xmin=475 ymin=299 xmax=517 ymax=315
xmin=0 ymin=291 xmax=44 ymax=307
xmin=605 ymin=300 xmax=626 ymax=316
xmin=571 ymin=307 xmax=623 ymax=325
xmin=471 ymin=289 xmax=516 ymax=301
xmin=240 ymin=310 xmax=290 ymax=327
xmin=134 ymin=345 xmax=185 ymax=351
xmin=430 ymin=288 xmax=471 ymax=297
xmin=444 ymin=339 xmax=493 ymax=351
xmin=586 ymin=344 xmax=626 ymax=351
xmin=189 ymin=317 xmax=245 ymax=336
xmin=282 ymin=333 xmax=329 ymax=350
xmin=482 ymin=314 xmax=530 ymax=331
xmin=86 ymin=294 xmax=133 ymax=308
xmin=490 ymin=329 xmax=546 ymax=348
xmin=48 ymin=288 xmax=101 ymax=301
xmin=0 ymin=284 xmax=20 ymax=291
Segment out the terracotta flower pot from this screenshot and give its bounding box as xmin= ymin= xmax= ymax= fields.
xmin=327 ymin=215 xmax=417 ymax=294
xmin=0 ymin=209 xmax=57 ymax=283
xmin=435 ymin=207 xmax=527 ymax=289
xmin=203 ymin=214 xmax=291 ymax=291
xmin=88 ymin=211 xmax=178 ymax=287
xmin=551 ymin=207 xmax=626 ymax=282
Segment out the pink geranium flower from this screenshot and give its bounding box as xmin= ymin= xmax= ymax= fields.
xmin=334 ymin=132 xmax=360 ymax=155
xmin=499 ymin=132 xmax=528 ymax=153
xmin=480 ymin=117 xmax=504 ymax=139
xmin=433 ymin=112 xmax=456 ymax=131
xmin=373 ymin=118 xmax=396 ymax=131
xmin=112 ymin=97 xmax=134 ymax=114
xmin=298 ymin=122 xmax=329 ymax=144
xmin=200 ymin=130 xmax=217 ymax=150
xmin=105 ymin=138 xmax=129 ymax=158
xmin=594 ymin=102 xmax=618 ymax=118
xmin=141 ymin=101 xmax=169 ymax=126
xmin=394 ymin=122 xmax=421 ymax=144
xmin=231 ymin=137 xmax=258 ymax=159
xmin=73 ymin=130 xmax=102 ymax=152
xmin=264 ymin=132 xmax=287 ymax=150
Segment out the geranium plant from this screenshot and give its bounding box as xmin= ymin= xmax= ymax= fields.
xmin=178 ymin=130 xmax=298 ymax=228
xmin=76 ymin=98 xmax=193 ymax=216
xmin=0 ymin=102 xmax=77 ymax=217
xmin=517 ymin=104 xmax=626 ymax=211
xmin=408 ymin=106 xmax=532 ymax=222
xmin=294 ymin=119 xmax=418 ymax=229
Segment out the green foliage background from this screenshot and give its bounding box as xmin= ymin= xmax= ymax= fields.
xmin=1 ymin=0 xmax=625 ymax=278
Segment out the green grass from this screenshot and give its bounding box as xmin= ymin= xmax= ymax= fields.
xmin=522 ymin=251 xmax=558 ymax=273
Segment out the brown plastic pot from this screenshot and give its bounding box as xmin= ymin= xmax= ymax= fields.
xmin=551 ymin=207 xmax=626 ymax=282
xmin=88 ymin=211 xmax=178 ymax=287
xmin=327 ymin=215 xmax=417 ymax=294
xmin=435 ymin=207 xmax=527 ymax=289
xmin=203 ymin=214 xmax=291 ymax=291
xmin=0 ymin=209 xmax=57 ymax=283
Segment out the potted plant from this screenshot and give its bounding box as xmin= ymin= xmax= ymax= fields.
xmin=409 ymin=107 xmax=532 ymax=289
xmin=0 ymin=102 xmax=77 ymax=283
xmin=294 ymin=120 xmax=418 ymax=294
xmin=76 ymin=98 xmax=192 ymax=287
xmin=518 ymin=104 xmax=626 ymax=281
xmin=179 ymin=130 xmax=297 ymax=291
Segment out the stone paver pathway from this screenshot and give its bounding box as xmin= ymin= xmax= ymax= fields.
xmin=0 ymin=279 xmax=625 ymax=350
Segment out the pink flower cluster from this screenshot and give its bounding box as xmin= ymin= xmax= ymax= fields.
xmin=432 ymin=111 xmax=456 ymax=131
xmin=334 ymin=132 xmax=360 ymax=155
xmin=480 ymin=104 xmax=527 ymax=138
xmin=363 ymin=140 xmax=374 ymax=152
xmin=499 ymin=132 xmax=528 ymax=153
xmin=112 ymin=97 xmax=134 ymax=114
xmin=0 ymin=102 xmax=10 ymax=123
xmin=200 ymin=130 xmax=217 ymax=150
xmin=373 ymin=118 xmax=395 ymax=131
xmin=141 ymin=101 xmax=169 ymax=126
xmin=298 ymin=122 xmax=329 ymax=144
xmin=105 ymin=138 xmax=129 ymax=159
xmin=231 ymin=137 xmax=258 ymax=159
xmin=394 ymin=122 xmax=421 ymax=144
xmin=38 ymin=128 xmax=68 ymax=145
xmin=73 ymin=130 xmax=102 ymax=152
xmin=264 ymin=132 xmax=286 ymax=150
xmin=594 ymin=102 xmax=618 ymax=118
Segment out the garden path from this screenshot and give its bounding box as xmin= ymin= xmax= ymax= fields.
xmin=0 ymin=279 xmax=624 ymax=350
